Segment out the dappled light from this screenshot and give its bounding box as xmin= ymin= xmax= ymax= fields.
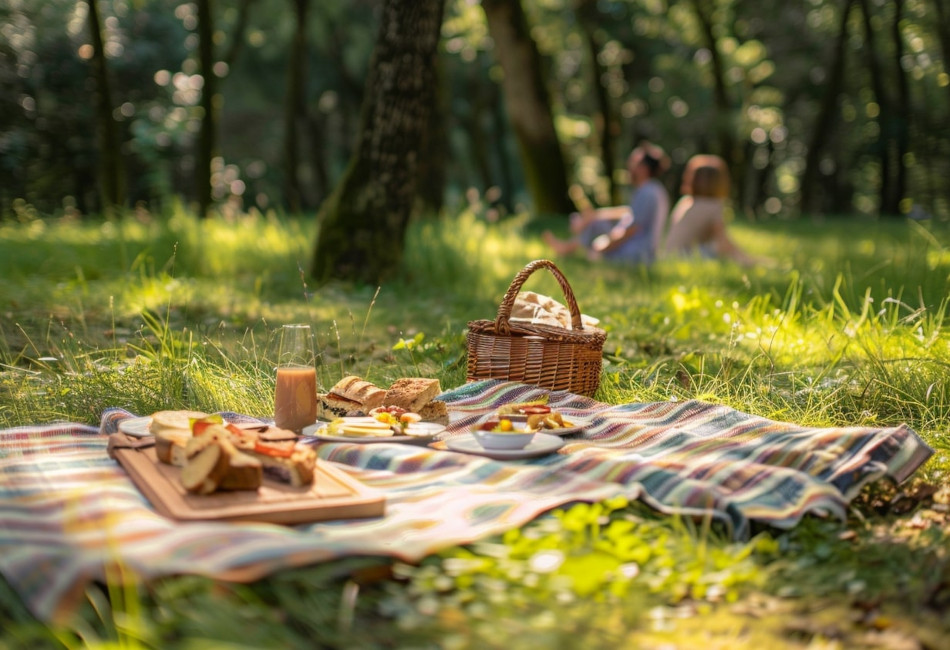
xmin=2 ymin=1 xmax=950 ymax=648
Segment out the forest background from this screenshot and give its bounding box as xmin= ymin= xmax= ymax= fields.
xmin=3 ymin=0 xmax=949 ymax=244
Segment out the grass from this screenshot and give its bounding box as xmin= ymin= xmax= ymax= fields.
xmin=1 ymin=203 xmax=950 ymax=649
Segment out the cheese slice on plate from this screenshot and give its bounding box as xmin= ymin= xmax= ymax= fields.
xmin=339 ymin=425 xmax=395 ymax=438
xmin=326 ymin=417 xmax=395 ymax=438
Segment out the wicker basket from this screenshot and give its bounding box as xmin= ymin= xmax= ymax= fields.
xmin=466 ymin=259 xmax=607 ymax=396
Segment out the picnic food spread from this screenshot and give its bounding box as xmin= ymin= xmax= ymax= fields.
xmin=151 ymin=411 xmax=316 ymax=494
xmin=318 ymin=375 xmax=449 ymax=425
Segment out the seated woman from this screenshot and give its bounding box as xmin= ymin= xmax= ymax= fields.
xmin=662 ymin=154 xmax=764 ymax=267
xmin=543 ymin=142 xmax=670 ymax=264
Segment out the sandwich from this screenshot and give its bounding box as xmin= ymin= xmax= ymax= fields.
xmin=150 ymin=411 xmax=317 ymax=493
xmin=383 ymin=377 xmax=449 ymax=425
xmin=317 ymin=375 xmax=387 ymax=418
xmin=181 ymin=424 xmax=263 ymax=494
xmin=150 ymin=410 xmax=211 ymax=466
xmin=189 ymin=419 xmax=317 ymax=489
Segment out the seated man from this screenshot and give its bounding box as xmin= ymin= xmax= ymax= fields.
xmin=543 ymin=142 xmax=670 ymax=264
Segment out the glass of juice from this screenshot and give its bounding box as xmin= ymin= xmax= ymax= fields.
xmin=274 ymin=324 xmax=317 ymax=434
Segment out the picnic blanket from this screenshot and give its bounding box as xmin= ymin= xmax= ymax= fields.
xmin=0 ymin=380 xmax=934 ymax=623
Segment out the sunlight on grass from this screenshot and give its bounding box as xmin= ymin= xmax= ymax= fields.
xmin=3 ymin=208 xmax=950 ymax=648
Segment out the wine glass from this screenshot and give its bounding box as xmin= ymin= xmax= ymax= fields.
xmin=274 ymin=324 xmax=317 ymax=434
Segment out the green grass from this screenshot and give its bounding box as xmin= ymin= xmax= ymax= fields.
xmin=2 ymin=205 xmax=950 ymax=649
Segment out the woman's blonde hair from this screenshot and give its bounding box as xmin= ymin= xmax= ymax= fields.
xmin=681 ymin=154 xmax=730 ymax=199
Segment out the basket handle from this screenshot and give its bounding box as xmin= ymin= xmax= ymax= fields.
xmin=495 ymin=259 xmax=584 ymax=335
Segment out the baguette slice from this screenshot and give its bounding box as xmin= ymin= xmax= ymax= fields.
xmin=383 ymin=378 xmax=442 ymax=413
xmin=155 ymin=429 xmax=192 ymax=466
xmin=180 ymin=441 xmax=231 ymax=494
xmin=184 ymin=424 xmax=230 ymax=460
xmin=333 ymin=376 xmax=387 ymax=412
xmin=181 ymin=434 xmax=263 ymax=494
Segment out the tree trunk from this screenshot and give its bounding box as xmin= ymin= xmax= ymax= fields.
xmin=324 ymin=9 xmax=366 ymax=167
xmin=195 ymin=0 xmax=217 ymax=218
xmin=934 ymin=0 xmax=950 ymax=106
xmin=310 ymin=0 xmax=445 ymax=285
xmin=889 ymin=0 xmax=910 ymax=216
xmin=857 ymin=0 xmax=895 ymax=215
xmin=800 ymin=0 xmax=856 ymax=215
xmin=87 ymin=0 xmax=124 ymax=217
xmin=306 ymin=111 xmax=330 ymax=206
xmin=490 ymin=68 xmax=516 ymax=213
xmin=284 ymin=0 xmax=309 ymax=213
xmin=481 ymin=0 xmax=575 ymax=215
xmin=574 ymin=0 xmax=618 ymax=204
xmin=222 ymin=0 xmax=256 ymax=69
xmin=414 ymin=53 xmax=448 ymax=217
xmin=466 ymin=58 xmax=496 ymax=197
xmin=689 ymin=0 xmax=737 ymax=172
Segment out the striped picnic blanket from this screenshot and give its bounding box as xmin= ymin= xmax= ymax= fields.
xmin=0 ymin=380 xmax=933 ymax=623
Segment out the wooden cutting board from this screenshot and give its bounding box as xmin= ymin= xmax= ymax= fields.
xmin=109 ymin=433 xmax=385 ymax=524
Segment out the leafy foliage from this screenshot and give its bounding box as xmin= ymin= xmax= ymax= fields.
xmin=2 ymin=0 xmax=949 ymax=218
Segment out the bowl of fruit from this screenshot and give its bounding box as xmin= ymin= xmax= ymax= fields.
xmin=471 ymin=418 xmax=536 ymax=450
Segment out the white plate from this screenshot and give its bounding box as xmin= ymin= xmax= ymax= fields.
xmin=303 ymin=420 xmax=446 ymax=446
xmin=444 ymin=432 xmax=565 ymax=460
xmin=118 ymin=416 xmax=153 ymax=438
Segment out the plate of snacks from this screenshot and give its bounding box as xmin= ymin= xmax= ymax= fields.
xmin=445 ymin=419 xmax=565 ymax=460
xmin=494 ymin=401 xmax=585 ymax=436
xmin=304 ymin=406 xmax=445 ymax=446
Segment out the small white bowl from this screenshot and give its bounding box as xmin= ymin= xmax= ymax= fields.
xmin=471 ymin=422 xmax=536 ymax=450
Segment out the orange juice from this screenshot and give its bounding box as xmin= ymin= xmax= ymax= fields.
xmin=274 ymin=365 xmax=317 ymax=433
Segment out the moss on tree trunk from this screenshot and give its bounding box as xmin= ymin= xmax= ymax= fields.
xmin=310 ymin=0 xmax=445 ymax=285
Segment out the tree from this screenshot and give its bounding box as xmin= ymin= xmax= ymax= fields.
xmin=689 ymin=0 xmax=737 ymax=172
xmin=195 ymin=0 xmax=217 ymax=218
xmin=573 ymin=0 xmax=619 ymax=204
xmin=480 ymin=0 xmax=574 ymax=215
xmin=284 ymin=0 xmax=310 ymax=213
xmin=857 ymin=0 xmax=896 ymax=214
xmin=800 ymin=0 xmax=857 ymax=215
xmin=889 ymin=0 xmax=910 ymax=216
xmin=87 ymin=0 xmax=124 ymax=216
xmin=935 ymin=0 xmax=950 ymax=106
xmin=310 ymin=0 xmax=446 ymax=285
